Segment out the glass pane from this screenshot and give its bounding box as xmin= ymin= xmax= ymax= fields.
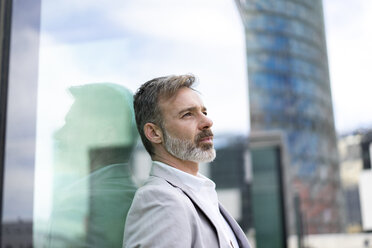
xmin=2 ymin=0 xmax=248 ymax=247
xmin=1 ymin=0 xmax=41 ymax=246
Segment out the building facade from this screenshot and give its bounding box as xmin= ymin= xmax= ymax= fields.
xmin=235 ymin=0 xmax=344 ymax=234
xmin=338 ymin=129 xmax=372 ymax=233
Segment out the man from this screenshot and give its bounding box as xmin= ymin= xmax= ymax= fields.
xmin=123 ymin=75 xmax=251 ymax=248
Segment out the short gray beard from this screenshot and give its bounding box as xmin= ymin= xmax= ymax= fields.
xmin=163 ymin=130 xmax=216 ymax=163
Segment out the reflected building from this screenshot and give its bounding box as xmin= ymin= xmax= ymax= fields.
xmin=2 ymin=221 xmax=32 ymax=248
xmin=235 ymin=0 xmax=343 ymax=234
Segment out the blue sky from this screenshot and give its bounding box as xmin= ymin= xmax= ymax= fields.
xmin=36 ymin=0 xmax=372 ymax=135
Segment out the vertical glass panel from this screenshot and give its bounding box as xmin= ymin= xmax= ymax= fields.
xmin=2 ymin=0 xmax=248 ymax=247
xmin=1 ymin=0 xmax=41 ymax=246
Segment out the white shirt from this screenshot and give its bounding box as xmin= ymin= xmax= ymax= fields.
xmin=153 ymin=161 xmax=239 ymax=248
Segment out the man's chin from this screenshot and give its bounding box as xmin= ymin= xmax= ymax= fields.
xmin=195 ymin=148 xmax=216 ymax=163
xmin=198 ymin=143 xmax=214 ymax=151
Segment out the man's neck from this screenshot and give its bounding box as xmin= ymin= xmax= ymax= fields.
xmin=152 ymin=152 xmax=199 ymax=176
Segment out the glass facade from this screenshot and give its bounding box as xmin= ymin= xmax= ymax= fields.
xmin=235 ymin=0 xmax=344 ymax=234
xmin=1 ymin=0 xmax=249 ymax=247
xmin=251 ymin=146 xmax=286 ymax=248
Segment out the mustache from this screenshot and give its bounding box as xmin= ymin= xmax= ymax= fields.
xmin=196 ymin=129 xmax=214 ymax=143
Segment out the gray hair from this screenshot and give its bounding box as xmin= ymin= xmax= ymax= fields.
xmin=133 ymin=74 xmax=196 ymax=155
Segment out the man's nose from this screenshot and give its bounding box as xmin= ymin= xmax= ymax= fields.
xmin=199 ymin=114 xmax=213 ymax=130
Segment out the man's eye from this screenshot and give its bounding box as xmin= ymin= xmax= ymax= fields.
xmin=182 ymin=112 xmax=192 ymax=118
xmin=203 ymin=112 xmax=208 ymax=116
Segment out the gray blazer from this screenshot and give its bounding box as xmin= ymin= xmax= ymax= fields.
xmin=123 ymin=163 xmax=251 ymax=248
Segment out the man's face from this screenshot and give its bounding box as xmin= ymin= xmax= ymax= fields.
xmin=159 ymin=87 xmax=216 ymax=163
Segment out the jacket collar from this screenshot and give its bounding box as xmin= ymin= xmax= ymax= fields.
xmin=150 ymin=162 xmax=250 ymax=248
xmin=219 ymin=204 xmax=252 ymax=248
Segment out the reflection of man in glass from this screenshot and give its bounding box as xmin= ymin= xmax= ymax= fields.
xmin=48 ymin=83 xmax=137 ymax=247
xmin=123 ymin=75 xmax=251 ymax=247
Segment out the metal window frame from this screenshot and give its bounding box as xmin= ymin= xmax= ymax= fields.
xmin=0 ymin=0 xmax=13 ymax=243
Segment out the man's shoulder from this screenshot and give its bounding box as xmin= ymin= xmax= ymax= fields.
xmin=125 ymin=175 xmax=196 ymax=231
xmin=124 ymin=177 xmax=198 ymax=247
xmin=132 ymin=175 xmax=189 ymax=206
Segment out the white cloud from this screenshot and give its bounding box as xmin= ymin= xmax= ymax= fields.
xmin=324 ymin=0 xmax=372 ymax=133
xmin=37 ymin=0 xmax=248 ymax=135
xmin=110 ymin=0 xmax=244 ymax=47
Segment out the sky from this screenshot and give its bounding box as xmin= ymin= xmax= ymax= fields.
xmin=323 ymin=0 xmax=372 ymax=134
xmin=37 ymin=0 xmax=249 ymax=136
xmin=35 ymin=0 xmax=372 ymax=136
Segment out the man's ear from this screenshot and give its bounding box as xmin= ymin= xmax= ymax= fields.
xmin=144 ymin=123 xmax=163 ymax=144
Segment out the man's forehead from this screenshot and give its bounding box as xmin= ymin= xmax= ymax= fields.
xmin=159 ymin=87 xmax=205 ymax=111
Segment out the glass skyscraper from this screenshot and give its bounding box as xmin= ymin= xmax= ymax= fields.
xmin=235 ymin=0 xmax=343 ymax=234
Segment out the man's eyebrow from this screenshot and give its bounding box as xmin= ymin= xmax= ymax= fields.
xmin=178 ymin=106 xmax=207 ymax=115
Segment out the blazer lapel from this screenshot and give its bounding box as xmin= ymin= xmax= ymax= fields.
xmin=150 ymin=163 xmax=229 ymax=247
xmin=219 ymin=204 xmax=251 ymax=248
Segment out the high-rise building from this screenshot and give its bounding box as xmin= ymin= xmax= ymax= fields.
xmin=235 ymin=0 xmax=343 ymax=234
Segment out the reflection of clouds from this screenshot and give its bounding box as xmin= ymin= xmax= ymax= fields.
xmin=324 ymin=0 xmax=372 ymax=132
xmin=38 ymin=0 xmax=249 ymax=134
xmin=40 ymin=0 xmax=243 ymax=47
xmin=110 ymin=0 xmax=244 ymax=47
xmin=3 ymin=0 xmax=41 ymax=221
xmin=12 ymin=0 xmax=40 ymax=30
xmin=38 ymin=37 xmax=249 ymax=133
xmin=3 ymin=137 xmax=35 ymax=221
xmin=8 ymin=20 xmax=39 ymax=135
